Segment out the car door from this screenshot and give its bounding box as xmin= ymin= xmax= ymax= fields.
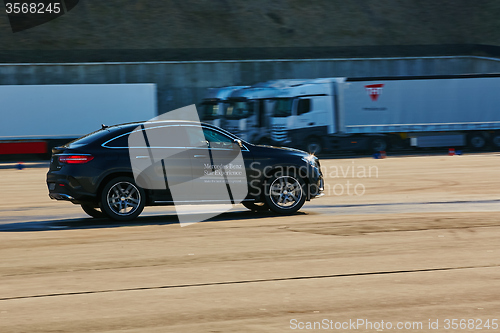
xmin=186 ymin=125 xmax=250 ymax=202
xmin=128 ymin=124 xmax=193 ymax=202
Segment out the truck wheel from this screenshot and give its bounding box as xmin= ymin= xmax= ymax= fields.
xmin=491 ymin=133 xmax=500 ymax=149
xmin=468 ymin=133 xmax=486 ymax=150
xmin=81 ymin=204 xmax=105 ymax=218
xmin=306 ymin=137 xmax=322 ymax=155
xmin=370 ymin=137 xmax=388 ymax=152
xmin=100 ymin=177 xmax=145 ymax=221
xmin=242 ymin=201 xmax=269 ymax=212
xmin=264 ymin=171 xmax=306 ymax=214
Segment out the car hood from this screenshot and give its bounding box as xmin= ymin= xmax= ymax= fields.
xmin=250 ymin=144 xmax=310 ymax=158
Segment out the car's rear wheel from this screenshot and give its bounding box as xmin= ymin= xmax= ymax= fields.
xmin=100 ymin=177 xmax=145 ymax=221
xmin=264 ymin=172 xmax=306 ymax=214
xmin=242 ymin=201 xmax=270 ymax=212
xmin=81 ymin=204 xmax=105 ymax=218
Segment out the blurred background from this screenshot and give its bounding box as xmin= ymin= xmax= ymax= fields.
xmin=2 ymin=0 xmax=500 ymax=110
xmin=2 ymin=0 xmax=500 ymax=157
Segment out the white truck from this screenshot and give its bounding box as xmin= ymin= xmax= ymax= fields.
xmin=198 ymin=86 xmax=249 ymax=128
xmin=270 ymin=75 xmax=500 ymax=154
xmin=221 ymin=80 xmax=309 ymax=144
xmin=0 ymin=83 xmax=157 ymax=156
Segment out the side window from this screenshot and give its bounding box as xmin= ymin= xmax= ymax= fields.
xmin=203 ymin=128 xmax=233 ymax=143
xmin=297 ymin=99 xmax=311 ymax=115
xmin=203 ymin=128 xmax=235 ymax=149
xmin=186 ymin=126 xmax=208 ymax=147
xmin=142 ymin=126 xmax=189 ymax=148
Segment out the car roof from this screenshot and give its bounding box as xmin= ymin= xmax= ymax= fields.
xmin=110 ymin=120 xmax=216 ymax=131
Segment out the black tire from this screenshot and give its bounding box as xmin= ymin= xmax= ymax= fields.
xmin=468 ymin=133 xmax=486 ymax=150
xmin=491 ymin=132 xmax=500 ymax=149
xmin=242 ymin=201 xmax=270 ymax=212
xmin=100 ymin=177 xmax=145 ymax=221
xmin=306 ymin=137 xmax=322 ymax=155
xmin=81 ymin=204 xmax=105 ymax=218
xmin=370 ymin=137 xmax=388 ymax=152
xmin=264 ymin=171 xmax=306 ymax=214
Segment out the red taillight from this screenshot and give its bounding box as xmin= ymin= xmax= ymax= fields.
xmin=58 ymin=155 xmax=94 ymax=164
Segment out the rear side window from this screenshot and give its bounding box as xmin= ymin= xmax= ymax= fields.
xmin=105 ymin=133 xmax=130 ymax=148
xmin=65 ymin=129 xmax=113 ymax=147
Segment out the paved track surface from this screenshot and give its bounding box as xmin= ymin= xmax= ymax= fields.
xmin=1 ymin=154 xmax=499 ymax=332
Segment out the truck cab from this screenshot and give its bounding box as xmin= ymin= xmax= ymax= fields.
xmin=222 ymin=85 xmax=278 ymax=144
xmin=222 ymin=80 xmax=313 ymax=144
xmin=199 ymin=86 xmax=249 ymax=128
xmin=271 ymin=79 xmax=337 ymax=154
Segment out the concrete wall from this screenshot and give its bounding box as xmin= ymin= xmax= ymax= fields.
xmin=0 ymin=56 xmax=499 ymax=116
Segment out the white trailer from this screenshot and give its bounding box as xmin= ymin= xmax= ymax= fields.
xmin=270 ymin=75 xmax=500 ymax=153
xmin=0 ymin=83 xmax=157 ymax=155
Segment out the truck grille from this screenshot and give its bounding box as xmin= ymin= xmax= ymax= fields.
xmin=271 ymin=125 xmax=287 ymax=142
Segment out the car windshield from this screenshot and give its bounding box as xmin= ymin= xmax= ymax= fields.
xmin=273 ymin=98 xmax=293 ymax=117
xmin=200 ymin=101 xmax=219 ymax=121
xmin=224 ymin=100 xmax=253 ymax=120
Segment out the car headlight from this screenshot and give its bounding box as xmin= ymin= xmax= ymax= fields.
xmin=302 ymin=155 xmax=318 ymax=168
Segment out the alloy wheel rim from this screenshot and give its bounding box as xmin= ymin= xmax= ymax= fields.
xmin=107 ymin=182 xmax=141 ymax=216
xmin=269 ymin=176 xmax=302 ymax=209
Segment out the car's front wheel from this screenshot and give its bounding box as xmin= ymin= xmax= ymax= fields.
xmin=264 ymin=172 xmax=306 ymax=214
xmin=100 ymin=177 xmax=145 ymax=221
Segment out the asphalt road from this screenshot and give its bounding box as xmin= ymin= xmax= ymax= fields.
xmin=0 ymin=153 xmax=499 ymax=332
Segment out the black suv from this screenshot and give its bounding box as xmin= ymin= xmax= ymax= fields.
xmin=47 ymin=121 xmax=324 ymax=220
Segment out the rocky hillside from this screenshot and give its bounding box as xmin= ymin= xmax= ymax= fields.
xmin=1 ymin=0 xmax=499 ymax=61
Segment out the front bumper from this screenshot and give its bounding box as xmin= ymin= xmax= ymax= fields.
xmin=309 ymin=175 xmax=324 ymax=199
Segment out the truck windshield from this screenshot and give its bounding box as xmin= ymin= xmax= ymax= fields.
xmin=225 ymin=100 xmax=253 ymax=120
xmin=200 ymin=101 xmax=219 ymax=121
xmin=273 ymin=98 xmax=293 ymax=117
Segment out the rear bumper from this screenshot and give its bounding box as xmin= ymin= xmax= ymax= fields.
xmin=49 ymin=193 xmax=75 ymax=201
xmin=47 ymin=172 xmax=98 ymax=204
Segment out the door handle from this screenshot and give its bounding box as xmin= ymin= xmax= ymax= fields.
xmin=308 ymin=122 xmax=315 ymax=126
xmin=194 ymin=155 xmax=207 ymax=158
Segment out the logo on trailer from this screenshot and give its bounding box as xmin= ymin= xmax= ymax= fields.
xmin=365 ymin=84 xmax=384 ymax=101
